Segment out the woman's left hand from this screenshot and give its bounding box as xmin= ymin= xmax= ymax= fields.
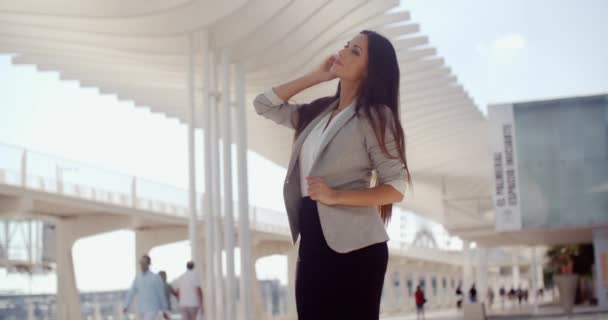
xmin=306 ymin=176 xmax=339 ymax=205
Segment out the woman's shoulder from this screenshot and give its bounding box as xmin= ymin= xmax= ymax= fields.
xmin=355 ymin=104 xmax=398 ymax=135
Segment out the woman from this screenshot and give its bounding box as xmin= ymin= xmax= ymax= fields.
xmin=415 ymin=286 xmax=426 ymax=320
xmin=253 ymin=30 xmax=410 ymax=320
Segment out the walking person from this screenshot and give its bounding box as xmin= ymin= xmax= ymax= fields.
xmin=253 ymin=30 xmax=410 ymax=320
xmin=499 ymin=286 xmax=506 ymax=309
xmin=123 ymin=255 xmax=169 ymax=320
xmin=456 ymin=286 xmax=463 ymax=309
xmin=469 ymin=284 xmax=478 ymax=303
xmin=172 ymin=261 xmax=203 ymax=320
xmin=415 ymin=286 xmax=426 ymax=320
xmin=508 ymin=287 xmax=516 ymax=308
xmin=158 ymin=271 xmax=177 ymax=312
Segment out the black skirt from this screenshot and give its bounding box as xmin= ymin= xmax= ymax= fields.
xmin=296 ymin=196 xmax=388 ymax=320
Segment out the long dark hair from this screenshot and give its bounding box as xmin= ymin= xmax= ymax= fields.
xmin=293 ymin=30 xmax=411 ymax=223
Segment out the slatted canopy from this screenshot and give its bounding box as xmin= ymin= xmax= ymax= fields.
xmin=0 ymin=0 xmax=494 ymax=230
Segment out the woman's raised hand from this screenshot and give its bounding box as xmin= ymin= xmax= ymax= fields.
xmin=311 ymin=54 xmax=338 ymax=83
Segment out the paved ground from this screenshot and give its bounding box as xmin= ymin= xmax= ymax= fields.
xmin=382 ymin=305 xmax=608 ymax=320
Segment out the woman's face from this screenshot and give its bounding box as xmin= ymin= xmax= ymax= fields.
xmin=330 ymin=33 xmax=368 ymax=82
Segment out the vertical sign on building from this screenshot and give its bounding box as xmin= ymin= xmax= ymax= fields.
xmin=488 ymin=104 xmax=522 ymax=231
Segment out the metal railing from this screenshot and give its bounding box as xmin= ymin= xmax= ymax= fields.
xmin=0 ymin=142 xmax=289 ymax=234
xmin=0 ymin=142 xmax=463 ymax=264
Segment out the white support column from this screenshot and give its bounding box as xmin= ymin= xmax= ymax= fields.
xmin=201 ymin=30 xmax=216 ymax=320
xmin=27 ymin=219 xmax=33 ymax=265
xmin=396 ymin=266 xmax=407 ymax=309
xmin=55 ymin=220 xmax=81 ymax=320
xmin=135 ymin=229 xmax=153 ymax=274
xmin=115 ymin=302 xmax=124 ymax=320
xmin=186 ymin=33 xmax=200 ymax=269
xmin=51 ymin=216 xmax=130 ymax=320
xmin=445 ymin=270 xmax=453 ymax=308
xmin=235 ymin=63 xmax=254 ymax=320
xmin=93 ymin=303 xmax=102 ymax=320
xmin=401 ymin=265 xmax=412 ymax=312
xmin=131 ymin=177 xmax=137 ymax=208
xmin=530 ymin=246 xmax=539 ymax=307
xmin=220 ymin=48 xmax=237 ymax=320
xmin=21 ymin=150 xmax=27 ymax=187
xmin=476 ymin=246 xmax=489 ymax=304
xmin=286 ymin=244 xmax=298 ymax=319
xmin=462 ymin=240 xmax=473 ymax=297
xmin=409 ymin=268 xmax=419 ymax=311
xmin=396 ymin=266 xmax=405 ymax=312
xmin=438 ymin=269 xmax=447 ymax=309
xmin=512 ymin=248 xmax=520 ymax=290
xmin=252 ymin=247 xmax=270 ymax=320
xmin=425 ymin=268 xmax=434 ymax=309
xmin=27 ymin=300 xmax=35 ymax=320
xmin=390 ymin=264 xmax=402 ymax=312
xmin=451 ymin=269 xmax=458 ymax=307
xmin=383 ymin=263 xmax=399 ymax=313
xmin=210 ymin=50 xmax=226 ymax=320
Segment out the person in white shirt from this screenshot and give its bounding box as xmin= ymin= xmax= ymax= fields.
xmin=172 ymin=261 xmax=203 ymax=320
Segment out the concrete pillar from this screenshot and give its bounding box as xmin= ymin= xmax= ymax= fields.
xmin=93 ymin=302 xmax=102 ymax=320
xmin=186 ymin=33 xmax=201 ymax=272
xmin=51 ymin=215 xmax=131 ymax=320
xmin=383 ymin=262 xmax=401 ymax=314
xmin=446 ymin=269 xmax=455 ymax=308
xmin=27 ymin=300 xmax=35 ymax=320
xmin=220 ymin=47 xmax=237 ymax=320
xmin=408 ymin=268 xmax=419 ymax=311
xmin=235 ymin=62 xmax=254 ymax=320
xmin=462 ymin=240 xmax=473 ymax=295
xmin=210 ymin=50 xmax=226 ymax=320
xmin=115 ymin=302 xmax=124 ymax=320
xmin=449 ymin=270 xmax=458 ymax=307
xmin=530 ymin=246 xmax=540 ymax=307
xmin=391 ymin=265 xmax=403 ymax=312
xmin=201 ymin=29 xmax=217 ymax=320
xmin=425 ymin=268 xmax=435 ymax=309
xmin=55 ymin=220 xmax=81 ymax=320
xmin=286 ymin=244 xmax=298 ymax=319
xmin=399 ymin=265 xmax=410 ymax=310
xmin=21 ymin=150 xmax=27 ymax=187
xmin=438 ymin=269 xmax=447 ymax=309
xmin=131 ymin=177 xmax=137 ymax=208
xmin=476 ymin=246 xmax=489 ymax=304
xmin=252 ymin=248 xmax=269 ymax=320
xmin=512 ymin=248 xmax=520 ymax=290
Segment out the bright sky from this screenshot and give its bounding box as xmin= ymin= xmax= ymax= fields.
xmin=402 ymin=0 xmax=608 ymax=111
xmin=1 ymin=0 xmax=607 ymax=294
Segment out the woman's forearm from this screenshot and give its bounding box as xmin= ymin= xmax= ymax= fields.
xmin=273 ymin=72 xmax=324 ymax=102
xmin=333 ymin=184 xmax=403 ymax=207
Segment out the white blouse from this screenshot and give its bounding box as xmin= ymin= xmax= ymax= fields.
xmin=299 ymin=100 xmax=357 ymax=197
xmin=262 ymin=89 xmax=406 ymax=198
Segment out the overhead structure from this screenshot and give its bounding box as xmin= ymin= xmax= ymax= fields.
xmin=0 ymin=1 xmax=494 ymax=319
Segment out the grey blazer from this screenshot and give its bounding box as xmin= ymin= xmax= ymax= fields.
xmin=253 ymin=90 xmax=407 ymax=253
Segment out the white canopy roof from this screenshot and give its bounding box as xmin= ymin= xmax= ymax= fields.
xmin=0 ymin=0 xmax=493 ymax=228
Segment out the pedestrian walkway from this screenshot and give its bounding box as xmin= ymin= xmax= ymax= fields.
xmin=382 ymin=305 xmax=608 ymax=320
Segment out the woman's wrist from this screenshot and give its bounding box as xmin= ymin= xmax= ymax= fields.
xmin=329 ymin=189 xmax=344 ymax=205
xmin=304 ymin=72 xmax=325 ymax=86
